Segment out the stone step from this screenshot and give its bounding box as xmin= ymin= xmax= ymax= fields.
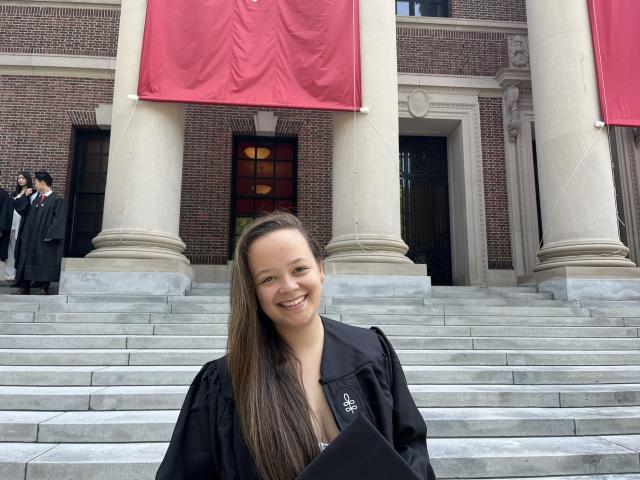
xmin=410 ymin=384 xmax=640 ymax=408
xmin=3 ymin=347 xmax=640 ymax=367
xmin=340 ymin=314 xmax=622 ymax=327
xmin=2 ymin=442 xmax=166 ymax=480
xmin=431 ymin=286 xmax=540 ymax=295
xmin=5 ymin=435 xmax=636 ymax=480
xmin=3 ymin=406 xmax=639 ymax=444
xmin=45 ymin=303 xmax=172 ymax=313
xmin=1 ymin=323 xmax=155 ymax=335
xmin=429 ymin=435 xmax=640 ymax=479
xmin=470 ymin=337 xmax=640 ymax=351
xmin=0 ymin=295 xmax=65 ymax=304
xmin=6 ymin=365 xmax=640 ymax=387
xmin=34 ymin=313 xmax=152 ymax=324
xmin=590 ymin=307 xmax=640 ymax=318
xmin=326 ymin=304 xmax=589 ymax=316
xmin=67 ymin=295 xmax=168 ymax=304
xmin=330 ymin=296 xmax=570 ymax=307
xmin=3 ymin=384 xmax=640 ymax=411
xmin=422 ymin=406 xmax=640 ymax=438
xmin=0 ymin=335 xmax=128 ymax=349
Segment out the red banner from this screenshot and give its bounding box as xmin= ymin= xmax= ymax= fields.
xmin=138 ymin=0 xmax=361 ymax=112
xmin=588 ymin=0 xmax=640 ymax=126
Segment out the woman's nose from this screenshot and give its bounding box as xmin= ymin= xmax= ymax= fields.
xmin=279 ymin=275 xmax=298 ymax=292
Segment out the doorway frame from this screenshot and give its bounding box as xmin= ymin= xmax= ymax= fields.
xmin=398 ymin=86 xmax=489 ymax=286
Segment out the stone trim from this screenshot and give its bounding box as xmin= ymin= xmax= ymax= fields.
xmin=396 ymin=15 xmax=527 ymax=35
xmin=67 ymin=109 xmax=97 ymax=126
xmin=398 ymin=89 xmax=489 ymax=286
xmin=0 ymin=4 xmax=119 ymax=15
xmin=0 ymin=53 xmax=115 ymax=78
xmin=612 ymin=127 xmax=640 ymax=265
xmin=398 ymin=73 xmax=502 ymax=97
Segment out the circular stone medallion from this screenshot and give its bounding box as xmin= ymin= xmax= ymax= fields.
xmin=408 ymin=89 xmax=430 ymax=118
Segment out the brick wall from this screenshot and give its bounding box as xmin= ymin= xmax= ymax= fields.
xmin=397 ymin=28 xmax=509 ymax=76
xmin=451 ymin=0 xmax=526 ymax=22
xmin=0 ymin=75 xmax=114 ymax=199
xmin=181 ymin=105 xmax=333 ymax=264
xmin=0 ymin=6 xmax=119 ymax=57
xmin=479 ymin=97 xmax=512 ymax=269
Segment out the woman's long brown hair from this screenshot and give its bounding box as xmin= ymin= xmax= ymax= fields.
xmin=227 ymin=212 xmax=323 ymax=480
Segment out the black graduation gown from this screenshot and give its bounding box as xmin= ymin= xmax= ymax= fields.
xmin=156 ymin=317 xmax=436 ymax=480
xmin=0 ymin=188 xmax=14 ymax=261
xmin=14 ymin=192 xmax=66 ymax=282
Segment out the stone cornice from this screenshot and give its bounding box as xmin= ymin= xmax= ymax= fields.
xmin=398 ymin=73 xmax=504 ymax=97
xmin=0 ymin=53 xmax=115 ymax=79
xmin=0 ymin=0 xmax=119 ymax=9
xmin=396 ymin=15 xmax=527 ymax=35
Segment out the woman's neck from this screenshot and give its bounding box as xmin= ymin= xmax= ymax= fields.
xmin=276 ymin=314 xmax=324 ymax=360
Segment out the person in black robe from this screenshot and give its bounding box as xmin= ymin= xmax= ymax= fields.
xmin=13 ymin=171 xmax=65 ymax=295
xmin=0 ymin=184 xmax=14 ymax=267
xmin=156 ymin=212 xmax=436 ymax=480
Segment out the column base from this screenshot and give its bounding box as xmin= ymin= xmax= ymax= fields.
xmin=59 ymin=258 xmax=194 ymax=295
xmin=534 ymin=266 xmax=640 ymax=300
xmin=325 ymin=233 xmax=412 ymax=264
xmin=535 ymin=241 xmax=635 ymax=271
xmin=322 ymin=261 xmax=429 ymax=297
xmin=88 ymin=230 xmax=189 ymax=264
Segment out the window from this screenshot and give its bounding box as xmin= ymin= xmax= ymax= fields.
xmin=396 ymin=0 xmax=449 ymax=17
xmin=230 ymin=136 xmax=297 ymax=254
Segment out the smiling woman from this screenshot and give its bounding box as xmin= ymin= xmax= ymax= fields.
xmin=156 ymin=212 xmax=436 ymax=480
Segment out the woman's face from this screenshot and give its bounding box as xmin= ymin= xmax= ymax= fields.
xmin=248 ymin=228 xmax=324 ymax=333
xmin=17 ymin=175 xmax=26 ymax=186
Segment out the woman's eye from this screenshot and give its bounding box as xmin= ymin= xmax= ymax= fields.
xmin=294 ymin=266 xmax=309 ymax=274
xmin=260 ymin=276 xmax=275 ymax=284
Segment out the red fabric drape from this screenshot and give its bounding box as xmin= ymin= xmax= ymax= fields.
xmin=137 ymin=0 xmax=361 ymax=111
xmin=588 ymin=0 xmax=640 ymax=126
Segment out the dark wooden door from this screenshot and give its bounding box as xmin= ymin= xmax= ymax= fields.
xmin=66 ymin=131 xmax=109 ymax=257
xmin=400 ymin=136 xmax=452 ymax=285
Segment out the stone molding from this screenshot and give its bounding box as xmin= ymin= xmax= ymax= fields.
xmin=398 ymin=73 xmax=503 ymax=97
xmin=535 ymin=240 xmax=634 ymax=271
xmin=507 ymin=34 xmax=529 ymax=68
xmin=324 ymin=233 xmax=412 ymax=264
xmin=612 ymin=127 xmax=640 ymax=265
xmin=67 ymin=109 xmax=97 ymax=127
xmin=0 ymin=0 xmax=120 ymax=9
xmin=0 ymin=53 xmax=115 ymax=78
xmin=396 ymin=15 xmax=527 ymax=35
xmin=398 ymin=90 xmax=489 ymax=286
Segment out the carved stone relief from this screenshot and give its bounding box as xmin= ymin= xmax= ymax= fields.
xmin=504 ymin=85 xmax=521 ymax=142
xmin=508 ymin=35 xmax=529 ymax=68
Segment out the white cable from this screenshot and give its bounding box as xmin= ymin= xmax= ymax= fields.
xmin=538 ymin=124 xmax=604 ymax=248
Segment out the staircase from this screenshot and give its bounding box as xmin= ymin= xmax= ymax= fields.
xmin=1 ymin=282 xmax=640 ymax=479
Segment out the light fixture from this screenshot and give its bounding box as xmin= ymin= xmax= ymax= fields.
xmin=244 ymin=146 xmax=271 ymax=160
xmin=252 ymin=184 xmax=272 ymax=195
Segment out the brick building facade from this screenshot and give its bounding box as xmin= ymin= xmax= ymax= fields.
xmin=2 ymin=0 xmax=639 ymax=286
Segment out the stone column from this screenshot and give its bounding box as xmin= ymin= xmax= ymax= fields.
xmin=526 ymin=0 xmax=634 ymax=271
xmin=60 ymin=0 xmax=192 ymax=295
xmin=88 ymin=0 xmax=187 ymax=264
xmin=325 ymin=0 xmax=410 ymax=264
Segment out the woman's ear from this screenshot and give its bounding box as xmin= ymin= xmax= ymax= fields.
xmin=318 ymin=260 xmax=325 ymax=284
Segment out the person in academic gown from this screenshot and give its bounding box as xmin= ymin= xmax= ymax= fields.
xmin=156 ymin=212 xmax=436 ymax=480
xmin=13 ymin=171 xmax=65 ymax=295
xmin=0 ymin=184 xmax=14 ymax=265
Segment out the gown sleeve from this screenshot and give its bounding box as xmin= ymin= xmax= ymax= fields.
xmin=45 ymin=196 xmax=66 ymax=241
xmin=156 ymin=361 xmax=223 ymax=480
xmin=373 ymin=327 xmax=437 ymax=480
xmin=13 ymin=195 xmax=30 ymax=217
